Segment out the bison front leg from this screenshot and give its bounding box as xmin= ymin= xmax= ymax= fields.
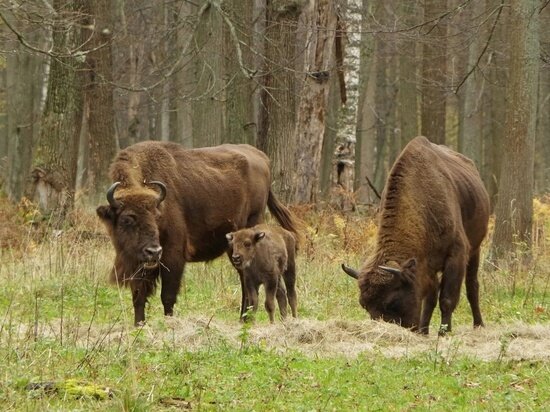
xmin=160 ymin=260 xmax=184 ymax=317
xmin=419 ymin=286 xmax=438 ymax=335
xmin=439 ymin=254 xmax=467 ymax=335
xmin=130 ymin=279 xmax=154 ymax=326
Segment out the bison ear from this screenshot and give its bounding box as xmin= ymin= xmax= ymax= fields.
xmin=96 ymin=205 xmax=115 ymax=223
xmin=255 ymin=232 xmax=265 ymax=242
xmin=226 ymin=233 xmax=234 ymax=242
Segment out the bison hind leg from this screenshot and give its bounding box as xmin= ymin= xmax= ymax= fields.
xmin=465 ymin=250 xmax=484 ymax=328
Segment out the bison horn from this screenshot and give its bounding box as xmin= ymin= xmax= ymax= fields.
xmin=378 ymin=265 xmax=402 ymax=276
xmin=106 ymin=182 xmax=122 ymax=208
xmin=148 ymin=181 xmax=167 ymax=205
xmin=341 ymin=263 xmax=359 ymax=279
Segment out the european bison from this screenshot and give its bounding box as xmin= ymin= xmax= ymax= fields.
xmin=341 ymin=136 xmax=490 ymax=335
xmin=96 ymin=141 xmax=297 ymax=325
xmin=226 ymin=224 xmax=297 ymax=323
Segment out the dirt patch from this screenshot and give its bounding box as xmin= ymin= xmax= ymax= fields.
xmin=23 ymin=316 xmax=550 ymax=362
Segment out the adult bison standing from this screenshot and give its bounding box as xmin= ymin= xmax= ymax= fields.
xmin=342 ymin=136 xmax=490 ymax=335
xmin=96 ymin=141 xmax=296 ymax=326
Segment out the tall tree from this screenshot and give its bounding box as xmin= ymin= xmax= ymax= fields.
xmin=420 ymin=0 xmax=448 ymax=144
xmin=397 ymin=1 xmax=419 ymax=147
xmin=222 ymin=0 xmax=256 ymax=145
xmin=30 ymin=0 xmax=84 ymax=222
xmin=292 ymin=0 xmax=338 ymax=203
xmin=459 ymin=0 xmax=486 ymax=169
xmin=257 ymin=0 xmax=303 ymax=202
xmin=192 ymin=4 xmax=224 ymax=147
xmin=535 ymin=7 xmax=550 ymax=194
xmin=6 ymin=43 xmax=38 ymax=201
xmin=492 ymin=0 xmax=539 ymax=258
xmin=354 ymin=0 xmax=377 ymax=204
xmin=81 ymin=0 xmax=117 ymax=204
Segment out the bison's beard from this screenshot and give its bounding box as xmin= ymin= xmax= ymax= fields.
xmin=111 ymin=255 xmax=164 ymax=286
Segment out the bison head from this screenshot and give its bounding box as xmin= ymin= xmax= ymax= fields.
xmin=343 ymin=258 xmax=420 ymax=330
xmin=225 ymin=228 xmax=265 ymax=270
xmin=96 ymin=181 xmax=167 ymax=277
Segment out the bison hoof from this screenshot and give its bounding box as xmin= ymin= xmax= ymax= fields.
xmin=135 ymin=320 xmax=146 ymax=327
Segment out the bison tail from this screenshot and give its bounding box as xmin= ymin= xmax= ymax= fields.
xmin=267 ymin=189 xmax=298 ymax=235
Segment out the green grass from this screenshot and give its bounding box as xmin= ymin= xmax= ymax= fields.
xmin=1 ymin=208 xmax=550 ymax=410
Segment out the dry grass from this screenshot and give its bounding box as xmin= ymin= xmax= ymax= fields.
xmin=2 ymin=196 xmax=550 ymax=363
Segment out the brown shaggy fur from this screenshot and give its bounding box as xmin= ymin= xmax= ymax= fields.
xmin=226 ymin=224 xmax=297 ymax=323
xmin=343 ymin=136 xmax=490 ymax=335
xmin=97 ymin=141 xmax=297 ymax=325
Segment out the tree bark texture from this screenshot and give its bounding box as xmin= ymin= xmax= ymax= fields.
xmin=192 ymin=5 xmax=224 ymax=147
xmin=397 ymin=1 xmax=419 ymax=146
xmin=292 ymin=0 xmax=337 ymax=204
xmin=222 ymin=0 xmax=256 ymax=145
xmin=492 ymin=0 xmax=539 ymax=257
xmin=31 ymin=0 xmax=84 ymax=221
xmin=354 ymin=0 xmax=376 ymax=204
xmin=257 ymin=0 xmax=303 ymax=202
xmin=420 ymin=0 xmax=448 ymax=144
xmin=81 ymin=0 xmax=117 ymax=204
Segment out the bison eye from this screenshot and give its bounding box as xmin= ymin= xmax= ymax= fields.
xmin=244 ymin=241 xmax=252 ymax=248
xmin=119 ymin=215 xmax=136 ymax=227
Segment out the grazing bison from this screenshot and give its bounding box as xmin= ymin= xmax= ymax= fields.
xmin=226 ymin=224 xmax=297 ymax=323
xmin=341 ymin=136 xmax=490 ymax=335
xmin=96 ymin=141 xmax=297 ymax=326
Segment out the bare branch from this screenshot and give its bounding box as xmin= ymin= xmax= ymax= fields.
xmin=453 ymin=0 xmax=504 ymax=94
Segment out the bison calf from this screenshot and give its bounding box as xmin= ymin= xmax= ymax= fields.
xmin=226 ymin=224 xmax=297 ymax=323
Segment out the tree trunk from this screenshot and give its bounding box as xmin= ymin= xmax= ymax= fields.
xmin=420 ymin=0 xmax=448 ymax=144
xmin=81 ymin=0 xmax=117 ymax=204
xmin=192 ymin=5 xmax=224 ymax=147
xmin=397 ymin=1 xmax=419 ymax=146
xmin=6 ymin=45 xmax=37 ymax=202
xmin=223 ymin=0 xmax=256 ymax=145
xmin=535 ymin=8 xmax=550 ymax=194
xmin=257 ymin=0 xmax=303 ymax=202
xmin=292 ymin=0 xmax=337 ymax=204
xmin=459 ymin=1 xmax=485 ymax=169
xmin=491 ymin=0 xmax=539 ymax=258
xmin=30 ymin=0 xmax=84 ymax=222
xmin=354 ymin=0 xmax=376 ymax=204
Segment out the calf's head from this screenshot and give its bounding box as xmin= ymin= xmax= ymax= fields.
xmin=343 ymin=258 xmax=420 ymax=329
xmin=96 ymin=181 xmax=167 ymax=274
xmin=226 ymin=228 xmax=265 ymax=270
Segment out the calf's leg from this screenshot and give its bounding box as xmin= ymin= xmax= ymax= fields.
xmin=264 ymin=277 xmax=278 ymax=324
xmin=244 ymin=277 xmax=259 ymax=321
xmin=275 ymin=277 xmax=288 ymax=319
xmin=282 ymin=263 xmax=297 ymax=318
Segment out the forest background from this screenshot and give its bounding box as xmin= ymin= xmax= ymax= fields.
xmin=0 ymin=0 xmax=548 ymax=257
xmin=1 ymin=1 xmax=550 ymax=409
